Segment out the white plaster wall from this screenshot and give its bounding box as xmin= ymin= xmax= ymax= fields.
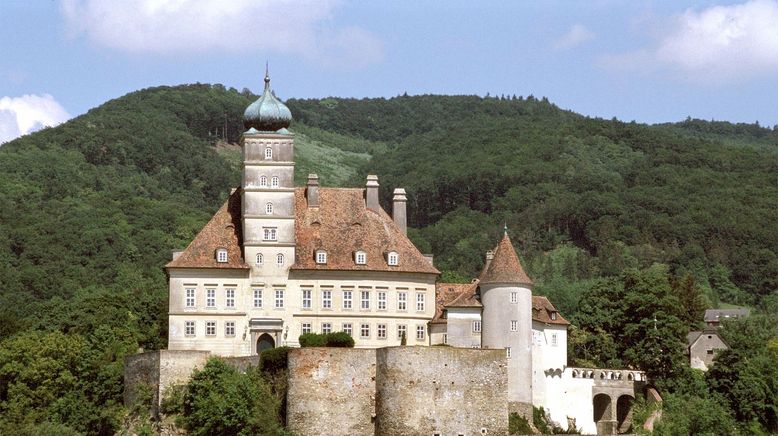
xmin=446 ymin=308 xmax=482 ymax=348
xmin=540 ymin=371 xmax=597 ymax=434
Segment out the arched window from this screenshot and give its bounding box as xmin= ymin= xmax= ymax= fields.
xmin=265 ymin=147 xmax=273 ymax=159
xmin=271 ymin=176 xmax=279 ymax=187
xmin=216 ymin=248 xmax=228 ymax=263
xmin=387 ymin=251 xmax=399 ymax=266
xmin=259 ymin=175 xmax=267 ymax=187
xmin=266 ymin=202 xmax=273 ymax=215
xmin=276 ymin=253 xmax=284 ymax=266
xmin=256 ymin=253 xmax=263 ymax=265
xmin=315 ymin=250 xmax=327 ymax=264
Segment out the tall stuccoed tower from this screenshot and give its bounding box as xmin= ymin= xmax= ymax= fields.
xmin=479 ymin=230 xmax=534 ymax=417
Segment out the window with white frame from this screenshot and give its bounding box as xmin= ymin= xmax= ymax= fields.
xmin=342 ymin=290 xmax=352 ymax=309
xmin=315 ymin=250 xmax=327 ymax=264
xmin=301 ymin=323 xmax=312 ymax=334
xmin=225 ymin=321 xmax=235 ymax=337
xmin=206 ymin=321 xmax=216 ymax=336
xmin=397 ymin=325 xmax=407 ymax=341
xmin=416 ymin=325 xmax=425 ymax=341
xmin=322 ymin=289 xmax=332 ymax=309
xmin=510 ymin=291 xmax=518 ymax=304
xmin=377 ymin=324 xmax=387 ymax=339
xmin=473 ymin=320 xmax=482 ymax=333
xmin=216 ymin=249 xmax=228 ymax=263
xmin=275 ymin=289 xmax=284 ymax=308
xmin=506 ymin=347 xmax=512 ymax=358
xmin=185 ymin=288 xmax=195 ymax=308
xmin=225 ymin=288 xmax=235 ymax=308
xmin=259 ymin=175 xmax=267 ymax=187
xmin=263 ymin=227 xmax=277 ymax=241
xmin=276 ymin=253 xmax=284 ymax=266
xmin=355 ymin=251 xmax=367 ymax=265
xmin=271 ymin=176 xmax=279 ymax=187
xmin=551 ymin=333 xmax=558 ymax=346
xmin=253 ymin=288 xmax=262 ymax=308
xmin=266 ymin=202 xmax=273 ymax=215
xmin=378 ymin=291 xmax=387 ymax=310
xmin=387 ymin=251 xmax=399 ymax=266
xmin=397 ymin=292 xmax=407 ymax=310
xmin=256 ymin=253 xmax=263 ymax=266
xmin=322 ymin=323 xmax=332 ymax=334
xmin=185 ymin=321 xmax=195 ymax=337
xmin=302 ymin=289 xmax=311 ymax=309
xmin=360 ymin=323 xmax=370 ymax=338
xmin=342 ymin=323 xmax=353 ymax=336
xmin=265 ymin=147 xmax=272 ymax=159
xmin=510 ymin=320 xmax=518 ymax=332
xmin=416 ymin=292 xmax=425 ymax=311
xmin=361 ymin=290 xmax=370 ymax=309
xmin=551 ymin=312 xmax=557 ymax=321
xmin=206 ymin=288 xmax=215 ymax=308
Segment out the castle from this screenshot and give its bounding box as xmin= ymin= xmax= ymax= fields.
xmin=132 ymin=72 xmax=647 ymax=435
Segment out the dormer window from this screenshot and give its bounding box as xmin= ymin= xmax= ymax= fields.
xmin=265 ymin=147 xmax=273 ymax=159
xmin=266 ymin=202 xmax=274 ymax=215
xmin=259 ymin=175 xmax=267 ymax=187
xmin=387 ymin=251 xmax=399 ymax=266
xmin=550 ymin=311 xmax=557 ymax=321
xmin=355 ymin=251 xmax=367 ymax=265
xmin=271 ymin=176 xmax=279 ymax=187
xmin=316 ymin=250 xmax=328 ymax=264
xmin=216 ymin=248 xmax=228 ymax=263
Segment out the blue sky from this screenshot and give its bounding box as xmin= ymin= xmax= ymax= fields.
xmin=2 ymin=0 xmax=778 ymax=143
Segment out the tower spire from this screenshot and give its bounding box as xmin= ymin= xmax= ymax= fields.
xmin=504 ymin=222 xmax=508 ymax=236
xmin=264 ymin=61 xmax=270 ymax=90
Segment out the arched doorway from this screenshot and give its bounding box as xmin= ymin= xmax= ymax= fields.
xmin=257 ymin=333 xmax=275 ymax=352
xmin=616 ymin=395 xmax=634 ymax=434
xmin=593 ymin=393 xmax=613 ymax=434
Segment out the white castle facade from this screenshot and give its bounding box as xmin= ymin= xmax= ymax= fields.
xmin=164 ymin=73 xmax=645 ymax=435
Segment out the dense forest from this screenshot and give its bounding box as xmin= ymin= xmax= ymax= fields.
xmin=0 ymin=84 xmax=776 ymax=434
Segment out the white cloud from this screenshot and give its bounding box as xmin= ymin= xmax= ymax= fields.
xmin=0 ymin=94 xmax=70 ymax=145
xmin=554 ymin=24 xmax=595 ymax=50
xmin=601 ymin=0 xmax=778 ymax=82
xmin=59 ymin=0 xmax=384 ymax=68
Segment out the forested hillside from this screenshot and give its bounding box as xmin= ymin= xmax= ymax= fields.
xmin=1 ymin=85 xmax=776 ymax=434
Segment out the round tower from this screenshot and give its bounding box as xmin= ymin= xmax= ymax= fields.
xmin=479 ymin=230 xmax=534 ymax=415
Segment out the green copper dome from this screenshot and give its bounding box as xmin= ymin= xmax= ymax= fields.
xmin=243 ymin=69 xmax=292 ymax=132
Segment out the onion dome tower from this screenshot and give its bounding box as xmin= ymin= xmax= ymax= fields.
xmin=243 ymin=65 xmax=293 ymax=132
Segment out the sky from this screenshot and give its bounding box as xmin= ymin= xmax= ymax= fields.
xmin=2 ymin=0 xmax=778 ymax=144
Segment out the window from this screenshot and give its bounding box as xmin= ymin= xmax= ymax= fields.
xmin=275 ymin=289 xmax=284 ymax=308
xmin=276 ymin=253 xmax=284 ymax=266
xmin=378 ymin=291 xmax=387 ymax=310
xmin=706 ymin=349 xmax=714 ymax=355
xmin=253 ymin=288 xmax=262 ymax=308
xmin=271 ymin=176 xmax=279 ymax=187
xmin=416 ymin=292 xmax=425 ymax=311
xmin=342 ymin=323 xmax=353 ymax=336
xmin=510 ymin=320 xmax=518 ymax=332
xmin=387 ymin=251 xmax=399 ymax=266
xmin=360 ymin=323 xmax=370 ymax=339
xmin=302 ymin=289 xmax=311 ymax=309
xmin=265 ymin=147 xmax=272 ymax=159
xmin=259 ymin=175 xmax=267 ymax=187
xmin=398 ymin=325 xmax=407 ymax=341
xmin=266 ymin=202 xmax=273 ymax=215
xmin=322 ymin=323 xmax=332 ymax=334
xmin=256 ymin=253 xmax=263 ymax=266
xmin=206 ymin=288 xmax=215 ymax=308
xmin=322 ymin=289 xmax=332 ymax=309
xmin=355 ymin=251 xmax=367 ymax=265
xmin=506 ymin=347 xmax=512 ymax=358
xmin=473 ymin=320 xmax=482 ymax=333
xmin=225 ymin=321 xmax=235 ymax=337
xmin=216 ymin=249 xmax=228 ymax=263
xmin=206 ymin=321 xmax=216 ymax=336
xmin=225 ymin=288 xmax=235 ymax=308
xmin=361 ymin=290 xmax=370 ymax=310
xmin=510 ymin=291 xmax=518 ymax=304
xmin=551 ymin=312 xmax=557 ymax=320
xmin=302 ymin=323 xmax=312 ymax=334
xmin=316 ymin=250 xmax=327 ymax=264
xmin=185 ymin=321 xmax=195 ymax=337
xmin=416 ymin=325 xmax=426 ymax=341
xmin=443 ymin=334 xmax=448 ymax=344
xmin=397 ymin=292 xmax=407 ymax=310
xmin=185 ymin=288 xmax=195 ymax=308
xmin=377 ymin=324 xmax=387 ymax=339
xmin=551 ymin=333 xmax=558 ymax=347
xmin=263 ymin=227 xmax=277 ymax=241
xmin=342 ymin=290 xmax=352 ymax=309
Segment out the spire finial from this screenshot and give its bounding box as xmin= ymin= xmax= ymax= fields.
xmin=264 ymin=62 xmax=270 ymax=89
xmin=504 ymin=222 xmax=508 ymax=236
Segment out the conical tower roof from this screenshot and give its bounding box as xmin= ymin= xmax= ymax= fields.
xmin=479 ymin=232 xmax=533 ymax=286
xmin=243 ymin=66 xmax=292 ymax=132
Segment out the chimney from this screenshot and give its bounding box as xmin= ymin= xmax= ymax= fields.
xmin=306 ymin=174 xmax=319 ymax=207
xmin=366 ymin=175 xmax=380 ymax=212
xmin=392 ymin=188 xmax=407 ymax=234
xmin=484 ymin=250 xmax=494 ymax=271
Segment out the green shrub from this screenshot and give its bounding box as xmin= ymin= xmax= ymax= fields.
xmin=298 ymin=332 xmax=355 ymax=348
xmin=326 ymin=331 xmax=355 ymax=347
xmin=260 ymin=346 xmax=291 ymax=374
xmin=509 ymin=412 xmax=533 ymax=434
xmin=533 ymin=406 xmax=552 ymax=434
xmin=160 ymin=384 xmax=187 ymax=415
xmin=298 ymin=333 xmax=327 ymax=347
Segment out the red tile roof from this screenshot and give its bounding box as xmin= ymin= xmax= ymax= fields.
xmin=166 ymin=189 xmax=249 ymax=270
xmin=432 ymin=282 xmax=481 ymax=324
xmin=291 ymin=188 xmax=439 ymax=274
xmin=532 ymin=296 xmax=570 ymax=325
xmin=479 ymin=233 xmax=533 ymax=285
